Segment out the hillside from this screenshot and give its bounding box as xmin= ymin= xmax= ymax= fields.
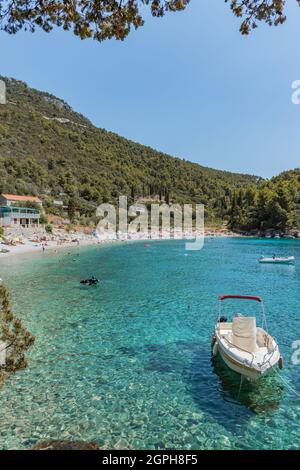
xmin=228 ymin=169 xmax=300 ymax=232
xmin=0 ymin=76 xmax=261 ymax=225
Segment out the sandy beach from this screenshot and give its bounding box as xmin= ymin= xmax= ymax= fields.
xmin=0 ymin=228 xmax=240 ymax=260
xmin=0 ymin=235 xmax=107 ymax=259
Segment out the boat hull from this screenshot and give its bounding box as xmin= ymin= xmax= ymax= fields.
xmin=213 ymin=295 xmax=282 ymax=381
xmin=259 ymin=257 xmax=295 ymax=265
xmin=218 ymin=347 xmax=263 ymax=380
xmin=213 ymin=331 xmax=280 ymax=380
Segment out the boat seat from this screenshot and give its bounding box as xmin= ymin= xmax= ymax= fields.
xmin=254 ymin=346 xmax=268 ymax=360
xmin=231 ymin=316 xmax=258 ymax=353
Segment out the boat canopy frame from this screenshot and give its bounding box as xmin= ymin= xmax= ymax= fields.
xmin=216 ymin=294 xmax=267 ymax=331
xmin=219 ymin=294 xmax=262 ymax=302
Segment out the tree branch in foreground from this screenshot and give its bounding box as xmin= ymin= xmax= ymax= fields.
xmin=0 ymin=284 xmax=35 ymax=386
xmin=225 ymin=0 xmax=293 ymax=35
xmin=0 ymin=1 xmax=297 ymax=42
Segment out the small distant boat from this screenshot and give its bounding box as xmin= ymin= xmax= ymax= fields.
xmin=212 ymin=295 xmax=282 ymax=380
xmin=259 ymin=256 xmax=295 ymax=265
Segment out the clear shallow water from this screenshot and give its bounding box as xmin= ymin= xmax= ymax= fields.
xmin=0 ymin=237 xmax=299 ymax=450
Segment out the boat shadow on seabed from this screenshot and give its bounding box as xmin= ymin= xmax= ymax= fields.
xmin=210 ymin=354 xmax=284 ymax=414
xmin=184 ymin=343 xmax=283 ymax=434
xmin=141 ymin=339 xmax=284 ymax=434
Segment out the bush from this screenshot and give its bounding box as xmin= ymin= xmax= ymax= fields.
xmin=40 ymin=213 xmax=48 ymax=225
xmin=45 ymin=224 xmax=53 ymax=234
xmin=65 ymin=224 xmax=75 ymax=233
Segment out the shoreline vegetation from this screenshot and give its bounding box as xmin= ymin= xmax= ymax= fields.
xmin=0 ymin=284 xmax=35 ymax=387
xmin=228 ymin=169 xmax=300 ymax=234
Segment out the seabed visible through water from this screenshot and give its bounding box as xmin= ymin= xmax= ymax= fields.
xmin=0 ymin=237 xmax=299 ymax=450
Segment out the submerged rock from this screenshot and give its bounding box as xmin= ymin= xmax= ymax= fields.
xmin=32 ymin=440 xmax=100 ymax=450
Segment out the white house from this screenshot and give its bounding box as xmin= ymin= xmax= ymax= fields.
xmin=0 ymin=194 xmax=42 ymax=228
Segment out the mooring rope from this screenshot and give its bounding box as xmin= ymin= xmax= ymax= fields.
xmin=237 ymin=373 xmax=244 ymax=401
xmin=274 ymin=368 xmax=300 ymax=400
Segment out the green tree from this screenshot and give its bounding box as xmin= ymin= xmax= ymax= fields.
xmin=67 ymin=195 xmax=78 ymax=223
xmin=228 ymin=175 xmax=300 ymax=232
xmin=45 ymin=224 xmax=53 ymax=234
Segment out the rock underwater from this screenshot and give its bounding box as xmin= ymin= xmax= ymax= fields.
xmin=31 ymin=440 xmax=100 ymax=450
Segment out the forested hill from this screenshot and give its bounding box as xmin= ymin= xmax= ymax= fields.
xmin=0 ymin=76 xmax=259 ymax=224
xmin=228 ymin=169 xmax=300 ymax=232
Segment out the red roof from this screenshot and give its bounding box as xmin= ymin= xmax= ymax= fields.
xmin=1 ymin=194 xmax=42 ymax=203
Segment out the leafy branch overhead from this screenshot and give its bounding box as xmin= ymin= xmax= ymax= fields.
xmin=0 ymin=1 xmax=297 ymax=42
xmin=226 ymin=0 xmax=298 ymax=34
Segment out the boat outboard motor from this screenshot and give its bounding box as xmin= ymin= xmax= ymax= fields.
xmin=219 ymin=316 xmax=228 ymax=323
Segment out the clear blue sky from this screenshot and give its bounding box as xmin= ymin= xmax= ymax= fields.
xmin=1 ymin=1 xmax=300 ymax=178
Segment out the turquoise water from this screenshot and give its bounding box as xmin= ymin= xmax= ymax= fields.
xmin=0 ymin=237 xmax=299 ymax=450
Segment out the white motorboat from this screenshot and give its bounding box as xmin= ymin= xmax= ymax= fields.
xmin=212 ymin=295 xmax=283 ymax=380
xmin=259 ymin=256 xmax=295 ymax=264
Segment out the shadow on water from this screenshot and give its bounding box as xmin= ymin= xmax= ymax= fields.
xmin=211 ymin=355 xmax=284 ymax=413
xmin=187 ymin=344 xmax=283 ymax=433
xmin=133 ymin=339 xmax=284 ymax=434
